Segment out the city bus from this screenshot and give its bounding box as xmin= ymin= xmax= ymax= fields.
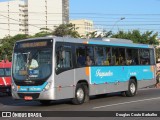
xmin=11 ymin=36 xmax=156 ymax=105
xmin=0 ymin=60 xmax=12 ymax=95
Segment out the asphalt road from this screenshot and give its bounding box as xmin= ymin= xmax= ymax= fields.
xmin=0 ymin=87 xmax=160 ymax=120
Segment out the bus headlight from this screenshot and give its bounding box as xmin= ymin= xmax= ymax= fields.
xmin=11 ymin=84 xmax=17 ymax=91
xmin=44 ymin=82 xmax=51 ymax=91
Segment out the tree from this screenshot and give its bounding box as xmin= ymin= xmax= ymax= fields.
xmin=85 ymin=30 xmax=112 ymax=39
xmin=0 ymin=34 xmax=29 ymax=61
xmin=156 ymin=48 xmax=160 ymax=62
xmin=53 ymin=23 xmax=80 ymax=38
xmin=111 ymin=30 xmax=159 ymax=45
xmin=33 ymin=31 xmax=52 ymax=37
xmin=86 ymin=31 xmax=99 ymax=39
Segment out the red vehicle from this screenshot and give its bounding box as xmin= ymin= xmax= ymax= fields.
xmin=0 ymin=60 xmax=11 ymax=95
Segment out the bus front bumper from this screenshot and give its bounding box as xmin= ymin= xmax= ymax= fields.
xmin=12 ymin=88 xmax=55 ymax=100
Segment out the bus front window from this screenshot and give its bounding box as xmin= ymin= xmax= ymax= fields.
xmin=13 ymin=49 xmax=52 ymax=81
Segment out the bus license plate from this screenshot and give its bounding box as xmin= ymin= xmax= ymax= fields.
xmin=24 ymin=96 xmax=33 ymax=100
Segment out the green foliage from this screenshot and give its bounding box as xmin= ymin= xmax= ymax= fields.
xmin=53 ymin=23 xmax=80 ymax=38
xmin=86 ymin=31 xmax=99 ymax=38
xmin=156 ymin=48 xmax=160 ymax=61
xmin=86 ymin=30 xmax=112 ymax=39
xmin=111 ymin=30 xmax=159 ymax=45
xmin=103 ymin=30 xmax=112 ymax=38
xmin=0 ymin=34 xmax=29 ymax=61
xmin=33 ymin=31 xmax=52 ymax=37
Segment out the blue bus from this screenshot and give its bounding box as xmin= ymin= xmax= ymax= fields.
xmin=11 ymin=37 xmax=156 ymax=105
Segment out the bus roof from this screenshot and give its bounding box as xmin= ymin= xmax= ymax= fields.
xmin=16 ymin=36 xmax=154 ymax=49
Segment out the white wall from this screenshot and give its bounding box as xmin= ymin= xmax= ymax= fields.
xmin=0 ymin=0 xmax=65 ymax=38
xmin=0 ymin=0 xmax=25 ymax=38
xmin=27 ymin=0 xmax=63 ymax=35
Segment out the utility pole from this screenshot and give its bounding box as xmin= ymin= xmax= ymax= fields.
xmin=110 ymin=17 xmax=125 ymax=32
xmin=7 ymin=1 xmax=10 ymax=36
xmin=45 ymin=0 xmax=48 ymax=31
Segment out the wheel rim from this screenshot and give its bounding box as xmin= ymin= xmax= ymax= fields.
xmin=76 ymin=88 xmax=84 ymax=102
xmin=130 ymin=83 xmax=136 ymax=94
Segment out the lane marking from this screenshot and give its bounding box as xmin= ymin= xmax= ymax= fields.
xmin=139 ymin=88 xmax=157 ymax=91
xmin=93 ymin=97 xmax=160 ymax=109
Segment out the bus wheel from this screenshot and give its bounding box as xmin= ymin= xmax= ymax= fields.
xmin=39 ymin=100 xmax=52 ymax=105
xmin=72 ymin=83 xmax=86 ymax=105
xmin=125 ymin=79 xmax=137 ymax=97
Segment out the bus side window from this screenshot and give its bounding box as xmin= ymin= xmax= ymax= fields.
xmin=139 ymin=49 xmax=150 ymax=65
xmin=118 ymin=48 xmax=125 ymax=65
xmin=111 ymin=48 xmax=119 ymax=65
xmin=104 ymin=47 xmax=111 ymax=65
xmin=76 ymin=46 xmax=86 ymax=67
xmin=56 ymin=50 xmax=72 ymax=69
xmin=95 ymin=47 xmax=104 ymax=65
xmin=0 ymin=69 xmax=4 ymax=76
xmin=126 ymin=48 xmax=139 ymax=65
xmin=56 ymin=45 xmax=72 ymax=70
xmin=86 ymin=46 xmax=94 ymax=66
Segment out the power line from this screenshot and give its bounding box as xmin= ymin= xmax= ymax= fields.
xmin=0 ymin=14 xmax=41 ymax=29
xmin=1 ymin=11 xmax=160 ymax=16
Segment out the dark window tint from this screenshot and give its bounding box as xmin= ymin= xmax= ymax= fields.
xmin=86 ymin=46 xmax=94 ymax=66
xmin=118 ymin=48 xmax=125 ymax=65
xmin=126 ymin=49 xmax=139 ymax=65
xmin=0 ymin=69 xmax=5 ymax=76
xmin=150 ymin=49 xmax=155 ymax=65
xmin=95 ymin=47 xmax=105 ymax=65
xmin=56 ymin=45 xmax=72 ymax=70
xmin=5 ymin=68 xmax=11 ymax=76
xmin=0 ymin=68 xmax=11 ymax=76
xmin=76 ymin=45 xmax=94 ymax=67
xmin=139 ymin=49 xmax=150 ymax=65
xmin=76 ymin=46 xmax=86 ymax=67
xmin=104 ymin=47 xmax=112 ymax=65
xmin=112 ymin=48 xmax=119 ymax=65
xmin=112 ymin=48 xmax=125 ymax=65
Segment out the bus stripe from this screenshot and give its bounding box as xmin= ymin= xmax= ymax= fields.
xmin=85 ymin=67 xmax=90 ymax=76
xmin=2 ymin=77 xmax=7 ymax=86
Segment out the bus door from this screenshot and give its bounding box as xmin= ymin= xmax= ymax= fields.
xmin=55 ymin=42 xmax=75 ymax=99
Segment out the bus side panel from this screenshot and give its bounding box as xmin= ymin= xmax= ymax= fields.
xmin=89 ymin=65 xmax=156 ymax=95
xmin=74 ymin=67 xmax=90 ymax=87
xmin=90 ymin=82 xmax=129 ymax=95
xmin=54 ymin=69 xmax=75 ymax=100
xmin=74 ymin=67 xmax=128 ymax=96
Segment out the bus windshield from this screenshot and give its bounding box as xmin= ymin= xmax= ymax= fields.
xmin=13 ymin=48 xmax=52 ymax=81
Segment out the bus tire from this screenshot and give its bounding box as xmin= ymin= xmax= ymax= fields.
xmin=125 ymin=79 xmax=137 ymax=97
xmin=72 ymin=83 xmax=86 ymax=105
xmin=83 ymin=84 xmax=89 ymax=102
xmin=39 ymin=100 xmax=52 ymax=105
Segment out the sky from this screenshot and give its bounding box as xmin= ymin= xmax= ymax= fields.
xmin=70 ymin=0 xmax=160 ymax=36
xmin=0 ymin=0 xmax=160 ymax=36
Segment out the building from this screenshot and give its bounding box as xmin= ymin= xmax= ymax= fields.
xmin=0 ymin=0 xmax=69 ymax=38
xmin=0 ymin=0 xmax=26 ymax=38
xmin=70 ymin=19 xmax=94 ymax=37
